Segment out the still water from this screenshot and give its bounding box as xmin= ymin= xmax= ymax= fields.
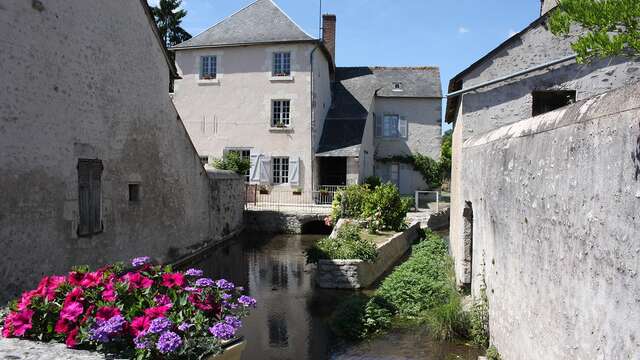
xmin=185 ymin=232 xmax=482 ymax=360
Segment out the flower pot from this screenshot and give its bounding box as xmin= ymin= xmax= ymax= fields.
xmin=209 ymin=339 xmax=246 ymax=360
xmin=292 ymin=191 xmax=302 ymax=195
xmin=259 ymin=190 xmax=269 ymax=194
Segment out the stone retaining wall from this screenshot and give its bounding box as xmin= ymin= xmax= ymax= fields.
xmin=316 ymin=222 xmax=421 ymax=289
xmin=243 ymin=210 xmax=326 ymax=234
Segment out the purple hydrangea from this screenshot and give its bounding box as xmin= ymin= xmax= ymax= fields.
xmin=224 ymin=315 xmax=242 ymax=330
xmin=178 ymin=322 xmax=193 ymax=332
xmin=149 ymin=317 xmax=173 ymax=334
xmin=238 ymin=295 xmax=257 ymax=308
xmin=221 ymin=293 xmax=232 ymax=300
xmin=209 ymin=322 xmax=236 ymax=340
xmin=89 ymin=315 xmax=126 ymax=343
xmin=215 ymin=279 xmax=235 ymax=291
xmin=131 ymin=256 xmax=151 ymax=267
xmin=185 ymin=268 xmax=204 ymax=277
xmin=195 ymin=278 xmax=215 ymax=287
xmin=156 ymin=331 xmax=182 ymax=354
xmin=133 ymin=334 xmax=150 ymax=349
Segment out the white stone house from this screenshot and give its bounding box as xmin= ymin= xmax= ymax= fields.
xmin=171 ymin=0 xmax=442 ymax=195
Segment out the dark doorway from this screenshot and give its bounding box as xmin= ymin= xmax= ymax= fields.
xmin=319 ymin=157 xmax=347 ymax=186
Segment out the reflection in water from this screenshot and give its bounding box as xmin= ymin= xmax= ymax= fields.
xmin=185 ymin=232 xmax=482 ymax=360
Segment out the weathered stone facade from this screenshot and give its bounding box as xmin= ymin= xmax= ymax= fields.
xmin=458 ymin=83 xmax=640 ymax=359
xmin=0 ymin=0 xmax=244 ymax=303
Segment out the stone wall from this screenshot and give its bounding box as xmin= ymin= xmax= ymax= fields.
xmin=243 ymin=211 xmax=327 ymax=234
xmin=316 ymin=222 xmax=421 ymax=289
xmin=0 ymin=0 xmax=244 ymax=303
xmin=459 ymin=83 xmax=640 ymax=358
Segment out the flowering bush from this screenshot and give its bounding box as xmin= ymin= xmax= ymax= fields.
xmin=0 ymin=257 xmax=256 ymax=359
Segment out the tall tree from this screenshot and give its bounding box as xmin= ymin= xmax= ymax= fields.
xmin=549 ymin=0 xmax=640 ymax=63
xmin=150 ymin=0 xmax=192 ymax=48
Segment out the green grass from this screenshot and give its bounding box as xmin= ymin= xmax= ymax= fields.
xmin=305 ymin=222 xmax=378 ymax=263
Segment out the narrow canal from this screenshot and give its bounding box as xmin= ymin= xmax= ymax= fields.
xmin=185 ymin=232 xmax=482 ymax=360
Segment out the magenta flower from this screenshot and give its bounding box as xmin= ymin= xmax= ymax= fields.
xmin=95 ymin=306 xmax=121 ymax=321
xmin=60 ymin=302 xmax=84 ymax=322
xmin=123 ymin=272 xmax=153 ymax=290
xmin=161 ymin=273 xmax=185 ymax=288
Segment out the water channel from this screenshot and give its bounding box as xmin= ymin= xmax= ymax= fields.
xmin=185 ymin=232 xmax=482 ymax=360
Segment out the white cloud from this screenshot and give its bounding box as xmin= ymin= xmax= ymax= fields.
xmin=147 ymin=0 xmax=159 ymax=6
xmin=458 ymin=26 xmax=470 ymax=34
xmin=508 ymin=29 xmax=518 ymax=38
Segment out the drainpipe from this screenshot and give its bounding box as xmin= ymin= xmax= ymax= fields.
xmin=446 ymin=54 xmax=577 ymax=98
xmin=310 ymin=45 xmax=319 ymax=191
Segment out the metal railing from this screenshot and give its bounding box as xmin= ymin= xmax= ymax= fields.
xmin=415 ymin=191 xmax=451 ymax=212
xmin=245 ymin=185 xmax=336 ymax=213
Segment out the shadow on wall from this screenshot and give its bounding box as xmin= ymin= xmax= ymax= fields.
xmin=462 ymin=57 xmax=633 ymax=115
xmin=633 ymin=124 xmax=640 ymax=181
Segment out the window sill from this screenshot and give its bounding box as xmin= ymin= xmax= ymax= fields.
xmin=269 ymin=127 xmax=294 ymax=133
xmin=270 ymin=75 xmax=294 ymax=82
xmin=198 ymin=79 xmax=220 ymax=86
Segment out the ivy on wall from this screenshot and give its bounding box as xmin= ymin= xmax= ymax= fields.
xmin=378 ymin=154 xmax=442 ymax=189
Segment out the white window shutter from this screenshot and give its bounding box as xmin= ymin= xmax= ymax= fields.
xmin=289 ymin=157 xmax=300 ymax=186
xmin=249 ymin=154 xmax=262 ymax=184
xmin=375 ymin=114 xmax=383 ymax=137
xmin=259 ymin=156 xmax=271 ymax=184
xmin=399 ymin=116 xmax=408 ymax=138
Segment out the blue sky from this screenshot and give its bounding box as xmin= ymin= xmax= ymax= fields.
xmin=153 ymin=0 xmax=541 ymax=131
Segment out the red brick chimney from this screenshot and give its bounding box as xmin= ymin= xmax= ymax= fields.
xmin=322 ymin=14 xmax=336 ymax=66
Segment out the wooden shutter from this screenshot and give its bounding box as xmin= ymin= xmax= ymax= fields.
xmin=398 ymin=116 xmax=408 ymax=138
xmin=260 ymin=156 xmax=271 ymax=184
xmin=289 ymin=157 xmax=300 ymax=186
xmin=77 ymin=159 xmax=103 ymax=236
xmin=375 ymin=114 xmax=382 ymax=137
xmin=249 ymin=154 xmax=262 ymax=184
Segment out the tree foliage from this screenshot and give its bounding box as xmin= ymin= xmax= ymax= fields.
xmin=439 ymin=130 xmax=452 ymax=180
xmin=211 ymin=152 xmax=250 ymax=175
xmin=150 ymin=0 xmax=192 ymax=48
xmin=549 ymin=0 xmax=640 ymax=63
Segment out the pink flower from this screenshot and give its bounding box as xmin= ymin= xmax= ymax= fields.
xmin=80 ymin=271 xmax=102 ymax=288
xmin=64 ymin=287 xmax=84 ymax=304
xmin=65 ymin=327 xmax=79 ymax=348
xmin=16 ymin=290 xmax=37 ymax=311
xmin=68 ymin=271 xmax=85 ymax=286
xmin=188 ymin=293 xmax=221 ymax=315
xmin=130 ymin=316 xmax=151 ymax=337
xmin=10 ymin=309 xmax=35 ymax=336
xmin=144 ymin=305 xmax=171 ymax=320
xmin=2 ymin=314 xmax=13 ymax=337
xmin=35 ymin=276 xmax=66 ymax=301
xmin=60 ymin=302 xmax=84 ymax=322
xmin=81 ymin=304 xmax=96 ymax=325
xmin=101 ymin=282 xmax=117 ymax=302
xmin=161 ymin=273 xmax=185 ymax=288
xmin=95 ymin=306 xmax=121 ymax=321
xmin=54 ymin=318 xmax=73 ymax=334
xmin=123 ymin=272 xmax=153 ymax=290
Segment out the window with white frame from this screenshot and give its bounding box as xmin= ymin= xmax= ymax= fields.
xmin=228 ymin=149 xmax=251 ymax=182
xmin=376 ymin=114 xmax=408 ymax=138
xmin=272 ymin=52 xmax=291 ymax=76
xmin=272 ymin=157 xmax=289 ymax=184
xmin=271 ymin=100 xmax=291 ymax=127
xmin=200 ymin=56 xmax=217 ymax=79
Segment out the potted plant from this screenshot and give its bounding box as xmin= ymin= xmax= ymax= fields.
xmin=0 ymin=257 xmax=256 ymax=360
xmin=274 ymin=120 xmax=287 ymax=128
xmin=292 ymin=187 xmax=302 ymax=196
xmin=258 ymin=185 xmax=269 ymax=195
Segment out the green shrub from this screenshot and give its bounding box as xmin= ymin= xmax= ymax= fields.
xmin=306 ymin=223 xmax=377 ymax=263
xmin=424 ymin=291 xmax=469 ymax=341
xmin=440 ymin=130 xmax=452 ymax=181
xmin=469 ymin=287 xmax=490 ymax=348
xmin=363 ymin=175 xmax=382 ymax=189
xmin=374 ymin=230 xmax=454 ymax=318
xmin=413 ymin=153 xmax=442 ymax=189
xmin=362 ymin=183 xmax=410 ymax=232
xmin=211 ymin=151 xmax=250 ymax=175
xmin=331 ymin=295 xmax=395 ymax=341
xmin=486 ymin=346 xmax=502 ymax=360
xmin=331 ymin=184 xmax=371 ymax=222
xmin=401 ymin=196 xmax=415 ymax=211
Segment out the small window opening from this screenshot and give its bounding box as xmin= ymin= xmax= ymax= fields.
xmin=199 ymin=156 xmax=209 ymax=166
xmin=532 ymin=90 xmax=576 ymax=116
xmin=392 ymin=82 xmax=403 ymax=91
xmin=462 ymin=201 xmax=474 ymax=291
xmin=78 ymin=159 xmax=103 ymax=237
xmin=129 ymin=184 xmax=141 ymax=202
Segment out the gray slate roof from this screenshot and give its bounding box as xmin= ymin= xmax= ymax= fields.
xmin=172 ymin=0 xmax=314 ymax=49
xmin=317 ymin=67 xmax=441 ymax=155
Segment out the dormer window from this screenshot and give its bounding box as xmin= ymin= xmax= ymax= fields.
xmin=200 ymin=56 xmax=217 ymax=80
xmin=392 ymin=82 xmax=403 ymax=92
xmin=272 ymin=52 xmax=291 ymax=77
